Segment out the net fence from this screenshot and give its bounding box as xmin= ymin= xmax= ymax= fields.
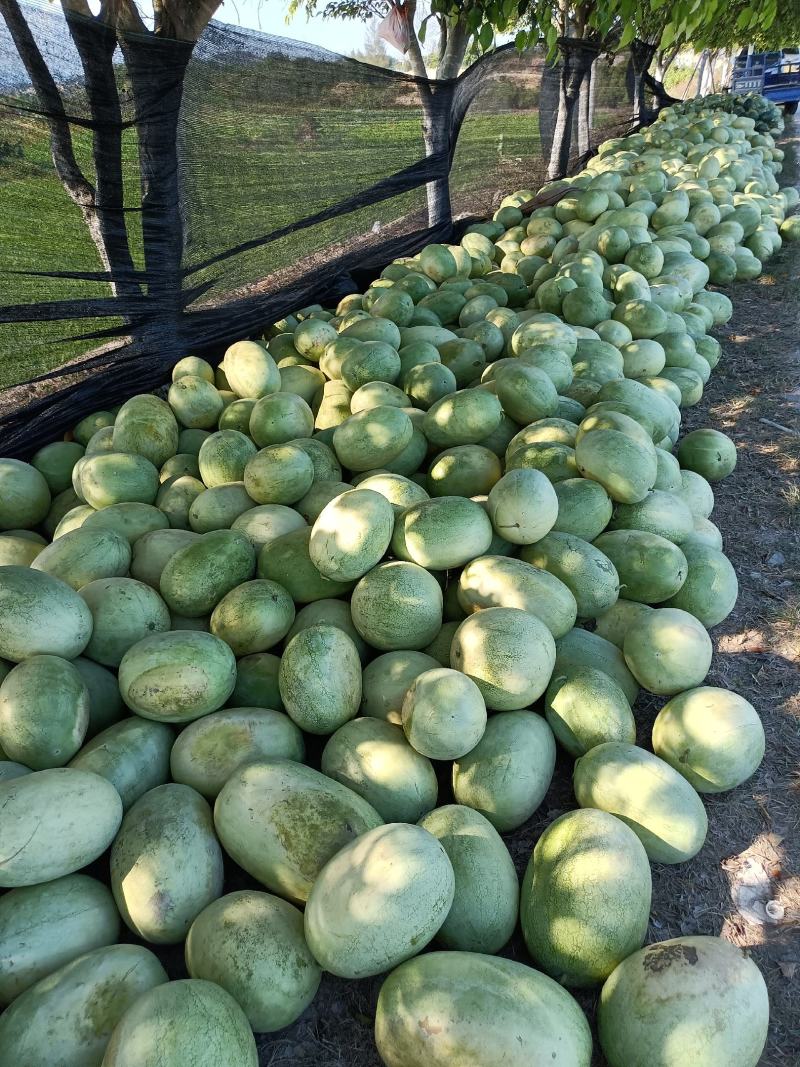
xmin=0 ymin=1 xmax=656 ymax=453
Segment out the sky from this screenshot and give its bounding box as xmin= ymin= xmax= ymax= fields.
xmin=216 ymin=0 xmax=373 ymax=54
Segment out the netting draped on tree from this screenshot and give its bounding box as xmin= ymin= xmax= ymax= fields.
xmin=0 ymin=1 xmax=649 ymax=454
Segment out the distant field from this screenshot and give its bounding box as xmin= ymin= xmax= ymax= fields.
xmin=0 ymin=104 xmax=545 ymax=389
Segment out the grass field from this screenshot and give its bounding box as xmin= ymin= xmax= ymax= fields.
xmin=0 ymin=100 xmax=546 ymax=390
xmin=0 ymin=110 xmax=142 ymax=389
xmin=0 ymin=40 xmax=633 ymax=392
xmin=0 ymin=23 xmax=636 ymax=392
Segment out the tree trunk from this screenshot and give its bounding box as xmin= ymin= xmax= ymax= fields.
xmin=62 ymin=7 xmax=140 ymax=298
xmin=588 ymin=56 xmax=597 ymax=132
xmin=118 ymin=34 xmax=194 ymax=318
xmin=631 ymin=40 xmax=657 ymax=124
xmin=406 ymin=14 xmax=455 ymax=230
xmin=438 ymin=18 xmax=468 ymax=79
xmin=577 ymin=62 xmax=593 ymax=156
xmin=539 ymin=58 xmax=560 ymax=162
xmin=632 ymin=71 xmax=645 ymax=121
xmin=720 ymin=50 xmax=734 ymax=90
xmin=547 ymin=80 xmax=579 ymax=180
xmin=655 ymin=44 xmax=680 ymax=82
xmin=695 ymin=51 xmax=708 ymax=98
xmin=700 ymin=50 xmax=716 ymax=95
xmin=547 ymin=39 xmax=597 ymax=181
xmin=436 ymin=16 xmax=448 ymax=69
xmin=421 ymin=110 xmax=451 ymax=229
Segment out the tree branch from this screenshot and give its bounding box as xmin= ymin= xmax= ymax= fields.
xmin=62 ymin=0 xmax=92 ymax=16
xmin=574 ymin=2 xmax=587 ymax=38
xmin=110 ymin=0 xmax=148 ymax=35
xmin=403 ymin=0 xmax=429 ymax=78
xmin=438 ymin=14 xmax=469 ymax=79
xmin=437 ymin=14 xmax=447 ymax=69
xmin=158 ymin=0 xmax=220 ymax=41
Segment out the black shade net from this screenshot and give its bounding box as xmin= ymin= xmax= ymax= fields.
xmin=0 ymin=1 xmax=658 ymax=455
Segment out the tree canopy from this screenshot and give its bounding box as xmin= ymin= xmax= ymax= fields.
xmin=287 ymin=1 xmax=511 ymax=79
xmin=289 ymin=0 xmax=796 ymax=72
xmin=517 ymin=0 xmax=792 ymax=56
xmin=691 ymin=0 xmax=800 ymax=52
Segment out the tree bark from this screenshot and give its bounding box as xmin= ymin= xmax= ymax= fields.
xmin=539 ymin=57 xmax=560 ymax=162
xmin=588 ymin=55 xmax=597 ymax=133
xmin=118 ymin=33 xmax=194 ymax=315
xmin=719 ymin=50 xmax=734 ymax=90
xmin=419 ymin=107 xmax=451 ymax=229
xmin=62 ymin=4 xmax=141 ymax=298
xmin=547 ymin=79 xmax=576 ymax=180
xmin=405 ymin=6 xmax=454 ymax=230
xmin=547 ymin=38 xmax=597 ymax=181
xmin=436 ymin=15 xmax=447 ymax=70
xmin=438 ymin=18 xmax=468 ymax=80
xmin=700 ymin=50 xmax=716 ymax=95
xmin=162 ymin=0 xmax=218 ymax=41
xmin=655 ymin=43 xmax=680 ymax=82
xmin=577 ymin=61 xmax=593 ymax=156
xmin=631 ymin=40 xmax=657 ymax=124
xmin=695 ymin=51 xmax=708 ymax=98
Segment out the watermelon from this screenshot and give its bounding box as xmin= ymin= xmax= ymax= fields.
xmin=598 ymin=936 xmax=768 ymax=1067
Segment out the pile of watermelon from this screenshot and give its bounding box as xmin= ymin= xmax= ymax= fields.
xmin=0 ymin=96 xmax=797 ymax=1067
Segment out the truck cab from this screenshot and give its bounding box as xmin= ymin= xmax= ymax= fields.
xmin=731 ymin=48 xmax=800 ymax=113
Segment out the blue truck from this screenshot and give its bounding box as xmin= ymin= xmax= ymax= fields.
xmin=731 ymin=48 xmax=800 ymax=113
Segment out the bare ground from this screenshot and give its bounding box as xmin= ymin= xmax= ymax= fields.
xmin=634 ymin=121 xmax=800 ymax=1065
xmin=252 ymin=118 xmax=800 ymax=1066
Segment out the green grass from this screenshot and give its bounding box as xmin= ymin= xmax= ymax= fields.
xmin=0 ymin=111 xmax=144 ymax=389
xmin=0 ymin=98 xmax=542 ymax=390
xmin=0 ymin=39 xmax=636 ymax=393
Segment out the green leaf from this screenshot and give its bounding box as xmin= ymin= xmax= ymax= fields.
xmin=479 ymin=22 xmax=494 ymax=49
xmin=515 ymin=28 xmax=529 ymax=49
xmin=661 ymin=21 xmax=676 ymax=47
xmin=619 ymin=22 xmax=636 ymax=46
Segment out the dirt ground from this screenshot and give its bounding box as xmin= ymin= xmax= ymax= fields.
xmin=633 ymin=120 xmax=800 ymax=1064
xmin=252 ymin=119 xmax=800 ymax=1067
